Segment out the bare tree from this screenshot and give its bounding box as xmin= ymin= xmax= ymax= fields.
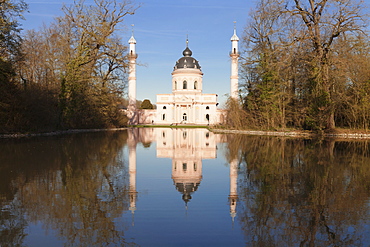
xmin=242 ymin=0 xmax=368 ymax=130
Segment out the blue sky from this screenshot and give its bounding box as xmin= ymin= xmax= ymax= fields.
xmin=20 ymin=0 xmax=254 ymax=106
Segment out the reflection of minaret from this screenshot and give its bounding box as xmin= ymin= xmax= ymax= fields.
xmin=229 ymin=159 xmax=238 ymax=223
xmin=128 ymin=25 xmax=138 ymax=125
xmin=128 ymin=129 xmax=138 ymax=225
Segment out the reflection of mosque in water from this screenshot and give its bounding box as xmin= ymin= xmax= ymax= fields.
xmin=127 ymin=128 xmax=238 ymax=222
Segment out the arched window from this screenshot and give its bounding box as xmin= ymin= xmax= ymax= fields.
xmin=163 ymin=106 xmax=166 ymax=109
xmin=206 ymin=114 xmax=210 ymax=122
xmin=194 ymin=81 xmax=198 ymax=89
xmin=183 ymin=113 xmax=187 ymax=121
xmin=183 ymin=80 xmax=187 ymax=89
xmin=162 ymin=114 xmax=166 ymax=120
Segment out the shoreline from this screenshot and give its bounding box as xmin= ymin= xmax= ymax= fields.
xmin=211 ymin=128 xmax=370 ymax=139
xmin=0 ymin=128 xmax=128 ymax=139
xmin=2 ymin=126 xmax=370 ymax=140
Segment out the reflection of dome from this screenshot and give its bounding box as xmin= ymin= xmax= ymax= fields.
xmin=175 ymin=182 xmax=200 ymax=204
xmin=174 ymin=44 xmax=201 ymax=70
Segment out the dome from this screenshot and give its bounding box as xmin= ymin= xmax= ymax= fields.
xmin=183 ymin=47 xmax=192 ymax=56
xmin=174 ymin=46 xmax=201 ymax=70
xmin=175 ymin=182 xmax=200 ymax=203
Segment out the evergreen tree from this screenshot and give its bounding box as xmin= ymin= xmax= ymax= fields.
xmin=140 ymin=99 xmax=154 ymax=109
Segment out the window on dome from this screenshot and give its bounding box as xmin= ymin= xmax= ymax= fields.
xmin=194 ymin=81 xmax=198 ymax=89
xmin=183 ymin=80 xmax=187 ymax=89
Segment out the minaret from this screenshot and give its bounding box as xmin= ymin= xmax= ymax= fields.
xmin=230 ymin=22 xmax=240 ymax=99
xmin=128 ymin=25 xmax=138 ymax=124
xmin=229 ymin=159 xmax=238 ymax=223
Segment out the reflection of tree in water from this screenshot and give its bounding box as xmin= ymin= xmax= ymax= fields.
xmin=228 ymin=135 xmax=370 ymax=246
xmin=0 ymin=131 xmax=138 ymax=246
xmin=0 ymin=197 xmax=27 ymax=246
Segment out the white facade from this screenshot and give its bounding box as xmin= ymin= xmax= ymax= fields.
xmin=128 ymin=28 xmax=240 ymax=125
xmin=154 ymin=42 xmax=223 ymax=125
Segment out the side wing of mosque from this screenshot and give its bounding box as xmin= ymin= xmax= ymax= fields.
xmin=126 ymin=26 xmax=240 ymax=125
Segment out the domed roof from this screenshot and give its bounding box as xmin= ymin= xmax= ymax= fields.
xmin=183 ymin=47 xmax=192 ymax=56
xmin=175 ymin=182 xmax=200 ymax=204
xmin=174 ymin=45 xmax=201 ymax=70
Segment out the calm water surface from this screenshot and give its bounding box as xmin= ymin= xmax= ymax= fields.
xmin=1 ymin=128 xmax=370 ymax=246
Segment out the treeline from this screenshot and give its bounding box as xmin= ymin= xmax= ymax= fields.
xmin=228 ymin=0 xmax=370 ymax=131
xmin=0 ymin=0 xmax=137 ymax=133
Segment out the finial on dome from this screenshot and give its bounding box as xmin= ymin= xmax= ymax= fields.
xmin=128 ymin=24 xmax=136 ymax=44
xmin=231 ymin=21 xmax=239 ymax=41
xmin=183 ymin=35 xmax=192 ymax=57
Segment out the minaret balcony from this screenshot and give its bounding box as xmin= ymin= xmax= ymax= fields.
xmin=229 ymin=51 xmax=240 ymax=57
xmin=128 ymin=53 xmax=138 ymax=59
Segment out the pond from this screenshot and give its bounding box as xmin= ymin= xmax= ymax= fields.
xmin=1 ymin=128 xmax=370 ymax=246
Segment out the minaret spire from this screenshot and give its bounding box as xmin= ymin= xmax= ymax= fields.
xmin=230 ymin=21 xmax=240 ymax=99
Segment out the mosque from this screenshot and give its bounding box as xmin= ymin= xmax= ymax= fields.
xmin=126 ymin=26 xmax=240 ymax=125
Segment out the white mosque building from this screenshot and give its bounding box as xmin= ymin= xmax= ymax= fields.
xmin=127 ymin=27 xmax=240 ymax=125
